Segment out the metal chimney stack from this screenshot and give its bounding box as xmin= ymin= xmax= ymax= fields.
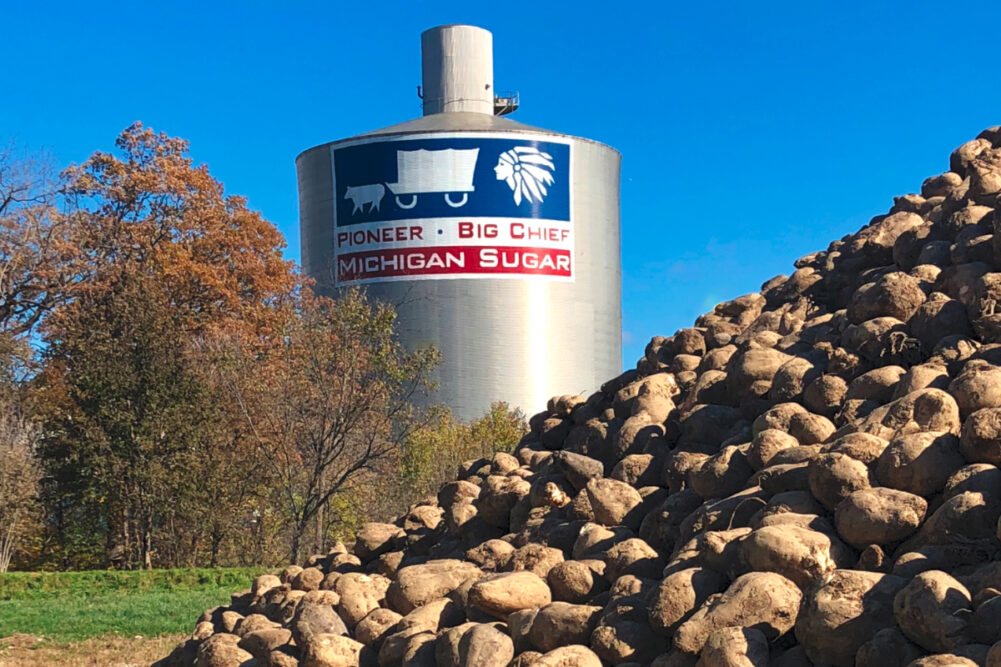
xmin=421 ymin=25 xmax=495 ymax=116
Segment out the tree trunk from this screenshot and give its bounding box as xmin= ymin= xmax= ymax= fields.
xmin=290 ymin=522 xmax=305 ymax=565
xmin=315 ymin=498 xmax=325 ymax=555
xmin=189 ymin=531 xmax=199 ymax=569
xmin=57 ymin=504 xmax=69 ymax=571
xmin=210 ymin=525 xmax=222 ymax=568
xmin=314 ymin=468 xmax=326 ymax=555
xmin=0 ymin=523 xmax=16 ymax=573
xmin=141 ymin=505 xmax=153 ymax=570
xmin=120 ymin=507 xmax=132 ymax=570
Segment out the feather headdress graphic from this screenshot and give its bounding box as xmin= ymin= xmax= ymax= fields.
xmin=493 ymin=146 xmax=556 ymax=205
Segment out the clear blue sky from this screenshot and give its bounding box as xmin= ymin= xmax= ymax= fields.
xmin=4 ymin=1 xmax=999 ymax=366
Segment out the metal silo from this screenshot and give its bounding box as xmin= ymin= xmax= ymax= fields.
xmin=296 ymin=24 xmax=621 ymax=421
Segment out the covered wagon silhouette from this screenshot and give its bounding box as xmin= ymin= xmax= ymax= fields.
xmin=386 ymin=148 xmax=480 ymax=209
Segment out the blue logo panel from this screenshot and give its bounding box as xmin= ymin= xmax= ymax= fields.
xmin=333 ymin=136 xmax=571 ymax=226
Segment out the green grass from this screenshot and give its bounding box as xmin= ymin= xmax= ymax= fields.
xmin=0 ymin=568 xmax=272 ymax=641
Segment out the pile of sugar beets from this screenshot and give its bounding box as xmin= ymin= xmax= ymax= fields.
xmin=159 ymin=126 xmax=1001 ymax=667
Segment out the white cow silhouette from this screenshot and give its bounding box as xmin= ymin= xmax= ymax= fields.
xmin=344 ymin=184 xmax=386 ymax=214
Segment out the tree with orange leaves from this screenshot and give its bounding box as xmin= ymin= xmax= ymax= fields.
xmin=0 ymin=145 xmax=81 ymax=340
xmin=56 ymin=122 xmax=297 ymax=338
xmin=35 ymin=124 xmax=300 ymax=568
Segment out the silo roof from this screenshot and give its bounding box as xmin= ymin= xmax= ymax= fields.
xmin=296 ymin=113 xmax=618 ymax=162
xmin=357 ymin=111 xmax=545 ymax=136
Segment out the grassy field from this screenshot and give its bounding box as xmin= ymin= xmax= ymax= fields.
xmin=0 ymin=568 xmax=271 ymax=666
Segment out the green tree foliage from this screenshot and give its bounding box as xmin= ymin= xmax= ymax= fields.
xmin=400 ymin=402 xmax=527 ymax=500
xmin=35 ymin=276 xmax=215 ymax=569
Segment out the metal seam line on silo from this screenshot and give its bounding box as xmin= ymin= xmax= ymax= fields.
xmin=296 ymin=24 xmax=622 ymax=421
